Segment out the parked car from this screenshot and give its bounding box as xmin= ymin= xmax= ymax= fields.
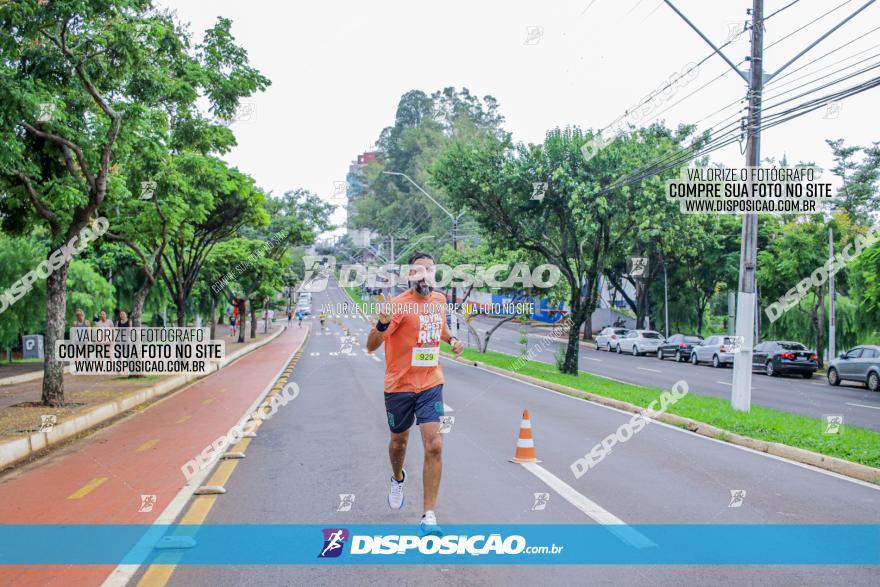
xmin=827 ymin=345 xmax=880 ymax=390
xmin=296 ymin=300 xmax=311 ymax=316
xmin=752 ymin=340 xmax=818 ymax=378
xmin=657 ymin=334 xmax=704 ymax=362
xmin=595 ymin=327 xmax=630 ymax=351
xmin=690 ymin=335 xmax=738 ymax=367
xmin=616 ymin=330 xmax=664 ymax=356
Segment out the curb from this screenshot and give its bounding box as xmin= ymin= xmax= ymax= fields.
xmin=0 ymin=326 xmax=287 ymax=471
xmin=100 ymin=326 xmax=310 ymax=587
xmin=0 ymin=370 xmax=44 ymax=387
xmin=441 ymin=351 xmax=880 ymax=485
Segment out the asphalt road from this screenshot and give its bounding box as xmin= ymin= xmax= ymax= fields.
xmin=155 ymin=278 xmax=880 ymax=586
xmin=463 ymin=315 xmax=880 ymax=432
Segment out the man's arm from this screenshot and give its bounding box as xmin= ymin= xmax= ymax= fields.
xmin=366 ymin=326 xmax=385 ymax=353
xmin=441 ymin=314 xmax=465 ymax=355
xmin=366 ymin=304 xmax=393 ymax=353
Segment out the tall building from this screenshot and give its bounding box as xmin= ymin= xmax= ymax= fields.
xmin=346 ymin=151 xmax=378 ymax=248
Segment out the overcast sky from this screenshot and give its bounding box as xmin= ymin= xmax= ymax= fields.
xmin=159 ymin=0 xmax=880 ymax=235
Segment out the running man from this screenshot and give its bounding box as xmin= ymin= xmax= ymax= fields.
xmin=366 ymin=252 xmax=464 ymax=535
xmin=319 ymin=311 xmax=327 ymax=329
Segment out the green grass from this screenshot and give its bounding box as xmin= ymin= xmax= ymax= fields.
xmin=339 ymin=284 xmax=383 ymax=316
xmin=441 ymin=343 xmax=880 ymax=470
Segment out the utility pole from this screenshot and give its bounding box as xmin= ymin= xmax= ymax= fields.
xmin=663 ymin=258 xmax=669 ymax=338
xmin=664 ymin=0 xmax=873 ymax=411
xmin=828 ymin=227 xmax=836 ymax=360
xmin=729 ymin=0 xmax=763 ymax=412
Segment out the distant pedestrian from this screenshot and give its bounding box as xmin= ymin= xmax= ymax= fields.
xmin=287 ymin=309 xmax=293 ymax=324
xmin=296 ymin=309 xmax=304 ymax=327
xmin=73 ymin=309 xmax=90 ymax=329
xmin=116 ymin=310 xmax=131 ymax=328
xmin=95 ymin=310 xmax=114 ymax=329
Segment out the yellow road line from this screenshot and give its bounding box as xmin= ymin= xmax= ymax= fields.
xmin=136 ymin=438 xmax=160 ymax=452
xmin=137 ymin=351 xmax=302 ymax=586
xmin=201 ymin=398 xmax=214 ymax=405
xmin=137 ymin=564 xmax=178 ymax=587
xmin=175 ymin=415 xmax=191 ymax=424
xmin=67 ymin=477 xmax=108 ymax=499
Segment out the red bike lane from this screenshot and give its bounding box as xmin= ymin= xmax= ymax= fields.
xmin=0 ymin=324 xmax=308 ymax=587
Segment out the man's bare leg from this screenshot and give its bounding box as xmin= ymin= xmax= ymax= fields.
xmin=419 ymin=422 xmax=443 ymax=511
xmin=389 ymin=429 xmax=410 ymax=482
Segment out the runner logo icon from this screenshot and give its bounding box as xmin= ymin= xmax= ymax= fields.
xmin=319 ymin=528 xmax=349 ymax=558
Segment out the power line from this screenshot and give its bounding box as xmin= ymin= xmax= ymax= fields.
xmin=598 ymin=0 xmax=803 ymax=137
xmin=591 ymin=74 xmax=880 ymax=196
xmin=765 ymin=0 xmax=855 ymax=50
xmin=766 ymin=24 xmax=880 ymax=84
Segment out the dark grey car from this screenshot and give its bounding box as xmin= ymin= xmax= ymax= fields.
xmin=827 ymin=345 xmax=880 ymax=391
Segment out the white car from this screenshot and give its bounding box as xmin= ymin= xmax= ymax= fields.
xmin=615 ymin=330 xmax=665 ymax=356
xmin=296 ymin=301 xmax=311 ymax=316
xmin=595 ymin=327 xmax=630 ymax=351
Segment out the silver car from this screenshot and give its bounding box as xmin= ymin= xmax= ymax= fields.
xmin=827 ymin=345 xmax=880 ymax=391
xmin=691 ymin=335 xmax=737 ymax=368
xmin=616 ymin=330 xmax=664 ymax=356
xmin=595 ymin=327 xmax=630 ymax=351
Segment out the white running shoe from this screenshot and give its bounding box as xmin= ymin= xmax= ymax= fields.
xmin=420 ymin=510 xmax=442 ymax=536
xmin=388 ymin=469 xmax=406 ymax=509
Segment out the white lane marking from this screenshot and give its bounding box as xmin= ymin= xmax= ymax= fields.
xmin=444 ymin=360 xmax=880 ymax=492
xmin=372 ymin=355 xmax=381 ymax=362
xmin=310 ymin=352 xmax=320 ymax=357
xmin=102 ymin=332 xmax=305 ymax=586
xmin=521 ymin=462 xmax=655 ymax=549
xmin=846 ymin=402 xmax=880 ymax=410
xmin=584 ymin=357 xmax=603 ymax=362
xmin=716 ymin=380 xmax=758 ymax=390
xmin=637 ymin=367 xmax=662 ymax=373
xmin=443 ymin=402 xmax=454 ymax=412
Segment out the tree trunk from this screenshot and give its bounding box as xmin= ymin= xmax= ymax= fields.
xmin=237 ymin=300 xmax=246 ymax=343
xmin=130 ymin=279 xmax=150 ymax=328
xmin=41 ymin=261 xmax=70 ymax=407
xmin=480 ymin=315 xmax=518 ymax=353
xmin=249 ymin=303 xmax=257 ymax=339
xmin=562 ymin=314 xmax=581 ymax=374
xmin=815 ymin=288 xmax=826 ymax=368
xmin=176 ymin=295 xmax=186 ymax=327
xmin=582 ymin=313 xmax=592 ymax=341
xmin=561 ymin=295 xmax=585 ymax=375
xmin=210 ymin=296 xmax=217 ymax=340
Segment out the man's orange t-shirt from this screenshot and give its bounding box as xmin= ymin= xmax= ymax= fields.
xmin=383 ymin=290 xmax=447 ymax=393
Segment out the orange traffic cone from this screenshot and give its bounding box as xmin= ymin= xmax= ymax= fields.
xmin=510 ymin=409 xmax=541 ymax=463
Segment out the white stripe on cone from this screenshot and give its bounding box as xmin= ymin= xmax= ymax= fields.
xmin=516 ymin=438 xmax=535 ymax=448
xmin=520 ymin=420 xmax=531 ymax=428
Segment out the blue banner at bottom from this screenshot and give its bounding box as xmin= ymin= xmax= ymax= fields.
xmin=0 ymin=525 xmax=878 ymax=565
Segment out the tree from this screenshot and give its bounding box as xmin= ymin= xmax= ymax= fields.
xmin=433 ymin=124 xmax=696 ymax=374
xmin=827 ymin=139 xmax=880 ymax=224
xmin=102 ymin=16 xmax=269 ymax=327
xmin=0 ymin=2 xmax=198 ymax=405
xmin=161 ymin=164 xmax=268 ymax=327
xmin=353 ymin=87 xmax=506 ymax=245
xmin=758 ymin=215 xmax=859 ymax=366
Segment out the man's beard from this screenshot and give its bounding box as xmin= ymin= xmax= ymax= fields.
xmin=411 ymin=280 xmax=433 ymax=296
